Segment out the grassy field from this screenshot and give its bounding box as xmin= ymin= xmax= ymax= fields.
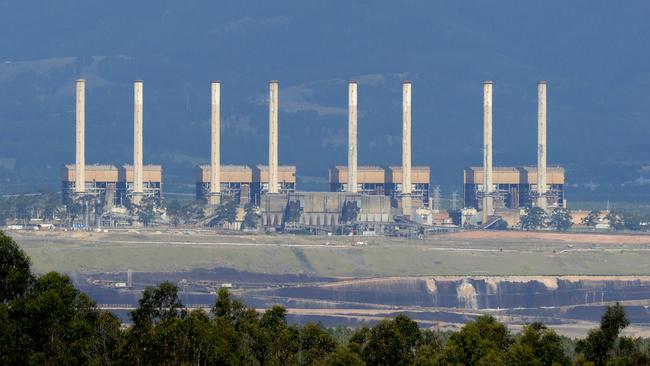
xmin=10 ymin=230 xmax=650 ymax=277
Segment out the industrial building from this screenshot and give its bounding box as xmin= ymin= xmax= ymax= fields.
xmin=328 ymin=166 xmax=430 ymax=207
xmin=471 ymin=81 xmax=564 ymax=223
xmin=196 ymin=165 xmax=252 ymax=205
xmin=252 ymin=165 xmax=296 ymax=203
xmin=259 ymin=192 xmax=392 ymax=231
xmin=195 ymin=164 xmax=296 ymax=205
xmin=63 ymin=79 xmax=161 ymax=209
xmin=60 ymin=77 xmax=567 ymax=231
xmin=463 ymin=166 xmax=564 ymax=210
xmin=257 ymin=80 xmax=423 ymax=229
xmin=61 ymin=164 xmax=163 ymax=206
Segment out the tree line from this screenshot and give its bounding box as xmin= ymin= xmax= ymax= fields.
xmin=517 ymin=207 xmax=650 ymax=232
xmin=2 ymin=231 xmax=650 ymax=365
xmin=4 ymin=191 xmax=650 ymax=233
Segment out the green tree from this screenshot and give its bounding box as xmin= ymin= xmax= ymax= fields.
xmin=622 ymin=212 xmax=645 ymax=231
xmin=414 ymin=329 xmax=443 ymax=365
xmin=259 ymin=305 xmax=300 ymax=364
xmin=5 ymin=272 xmax=121 ymax=365
xmin=576 ymin=303 xmax=630 ymax=366
xmin=506 ymin=322 xmax=571 ymax=366
xmin=165 ymin=199 xmax=182 ymax=226
xmin=211 ymin=288 xmax=266 ymax=364
xmin=136 ymin=196 xmax=157 ymax=226
xmin=131 ymin=281 xmax=185 ymax=327
xmin=187 ymin=200 xmax=206 ymax=223
xmin=181 ymin=309 xmax=216 ymax=365
xmin=243 ymin=202 xmax=260 ymax=230
xmin=327 ymin=346 xmax=365 ymax=366
xmin=549 ymin=208 xmax=573 ymax=231
xmin=0 ymin=231 xmax=33 ymax=302
xmin=521 ymin=206 xmax=547 ymax=230
xmin=607 ymin=211 xmax=625 ymax=231
xmin=581 ymin=210 xmax=601 ymax=228
xmin=0 ymin=197 xmax=7 ymax=226
xmin=341 ymin=201 xmax=360 ymax=224
xmin=300 ymin=322 xmax=337 ymax=365
xmin=440 ymin=315 xmax=512 ymax=365
xmin=163 ymin=198 xmax=206 ymax=225
xmin=356 ymin=314 xmax=422 ymax=366
xmin=123 ymin=282 xmax=187 ymax=364
xmin=209 ymin=198 xmax=237 ymax=227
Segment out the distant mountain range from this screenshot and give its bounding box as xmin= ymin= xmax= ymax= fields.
xmin=1 ymin=1 xmax=649 ymax=203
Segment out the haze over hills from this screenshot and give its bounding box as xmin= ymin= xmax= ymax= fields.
xmin=1 ymin=1 xmax=649 ymax=202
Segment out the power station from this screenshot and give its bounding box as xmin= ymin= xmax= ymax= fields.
xmin=61 ymin=80 xmax=162 ymax=210
xmin=464 ymin=81 xmax=565 ymax=214
xmin=62 ymin=79 xmax=565 ymax=230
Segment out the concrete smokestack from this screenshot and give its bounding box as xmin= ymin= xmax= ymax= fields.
xmin=482 ymin=81 xmax=494 ymax=224
xmin=268 ymin=80 xmax=279 ymax=194
xmin=537 ymin=81 xmax=548 ymax=209
xmin=402 ymin=81 xmax=412 ymax=215
xmin=209 ymin=81 xmax=221 ymax=204
xmin=133 ymin=80 xmax=144 ymax=204
xmin=75 ymin=79 xmax=85 ymax=194
xmin=348 ymin=81 xmax=358 ymax=193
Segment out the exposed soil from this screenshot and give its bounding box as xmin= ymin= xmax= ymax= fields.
xmin=445 ymin=230 xmax=650 ymax=244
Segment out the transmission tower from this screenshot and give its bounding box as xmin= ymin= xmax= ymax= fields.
xmin=451 ymin=191 xmax=459 ymax=211
xmin=433 ymin=186 xmax=441 ymax=212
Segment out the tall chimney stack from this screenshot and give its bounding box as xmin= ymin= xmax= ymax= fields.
xmin=75 ymin=79 xmax=85 ymax=194
xmin=537 ymin=81 xmax=548 ymax=209
xmin=482 ymin=81 xmax=494 ymax=224
xmin=268 ymin=80 xmax=279 ymax=194
xmin=402 ymin=81 xmax=412 ymax=215
xmin=348 ymin=81 xmax=358 ymax=193
xmin=209 ymin=81 xmax=221 ymax=204
xmin=133 ymin=80 xmax=144 ymax=204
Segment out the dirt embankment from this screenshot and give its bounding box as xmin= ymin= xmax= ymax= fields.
xmin=444 ymin=231 xmax=650 ymax=245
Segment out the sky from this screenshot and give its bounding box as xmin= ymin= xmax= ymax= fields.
xmin=0 ymin=1 xmax=649 ymax=203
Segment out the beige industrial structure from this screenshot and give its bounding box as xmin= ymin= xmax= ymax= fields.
xmin=464 ymin=166 xmax=564 ymax=210
xmin=329 ymin=165 xmax=430 ymax=207
xmin=537 ymin=81 xmax=548 ymax=209
xmin=402 ymin=81 xmax=412 ymax=216
xmin=470 ymin=81 xmax=564 ymax=223
xmin=61 ymin=78 xmax=569 ymax=231
xmin=196 ymin=164 xmax=296 ymax=204
xmin=197 ymin=165 xmax=252 ymax=205
xmin=62 ymin=164 xmax=163 ymax=206
xmin=482 ymin=81 xmax=494 ymax=224
xmin=132 ymin=80 xmax=144 ymax=204
xmin=253 ymin=165 xmax=296 ymax=201
xmin=63 ymin=79 xmax=161 ymax=208
xmin=209 ymin=81 xmax=221 ymax=205
xmin=348 ymin=81 xmax=358 ymax=193
xmin=260 ymin=192 xmax=392 ymax=230
xmin=75 ymin=79 xmax=85 ymax=194
xmin=268 ymin=80 xmax=279 ymax=194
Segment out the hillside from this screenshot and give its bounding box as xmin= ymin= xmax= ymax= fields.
xmin=1 ymin=1 xmax=649 ymax=201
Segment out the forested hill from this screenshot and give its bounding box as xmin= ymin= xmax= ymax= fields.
xmin=1 ymin=1 xmax=650 ymax=201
